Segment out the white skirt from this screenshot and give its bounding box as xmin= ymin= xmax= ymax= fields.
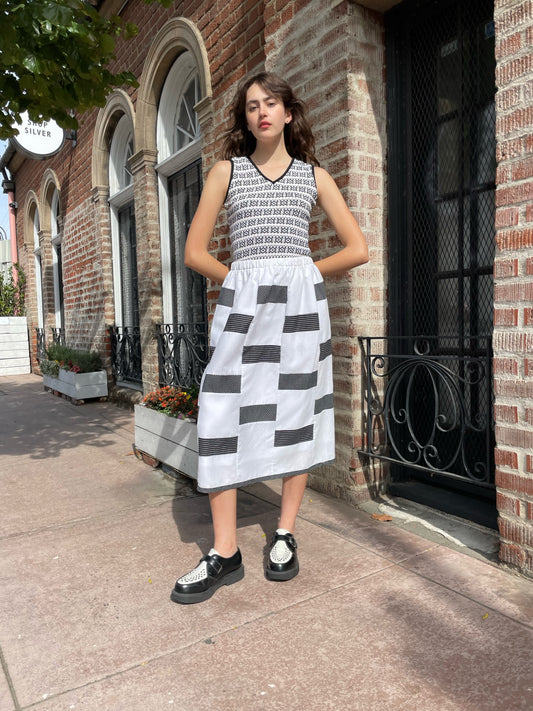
xmin=197 ymin=257 xmax=335 ymax=492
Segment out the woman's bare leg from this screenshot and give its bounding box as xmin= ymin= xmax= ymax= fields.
xmin=209 ymin=488 xmax=238 ymax=557
xmin=278 ymin=472 xmax=308 ymax=533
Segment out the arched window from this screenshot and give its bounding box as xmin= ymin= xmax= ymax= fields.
xmin=156 ymin=51 xmax=206 ymax=327
xmin=109 ymin=114 xmax=138 ymax=329
xmin=108 ymin=113 xmax=142 ymax=386
xmin=157 ymin=51 xmax=201 ymax=162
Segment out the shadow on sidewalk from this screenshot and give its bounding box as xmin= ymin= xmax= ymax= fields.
xmin=0 ymin=376 xmax=129 ymax=460
xmin=170 ymin=479 xmax=282 ymax=559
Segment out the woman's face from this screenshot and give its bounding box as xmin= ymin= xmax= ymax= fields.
xmin=245 ymin=82 xmax=291 ymax=142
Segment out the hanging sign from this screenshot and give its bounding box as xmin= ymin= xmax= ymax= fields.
xmin=10 ymin=112 xmax=65 ymax=159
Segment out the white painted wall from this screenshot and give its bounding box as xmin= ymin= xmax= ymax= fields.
xmin=0 ymin=317 xmax=31 ymax=375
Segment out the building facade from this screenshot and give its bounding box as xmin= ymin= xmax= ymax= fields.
xmin=2 ymin=0 xmax=532 ymax=577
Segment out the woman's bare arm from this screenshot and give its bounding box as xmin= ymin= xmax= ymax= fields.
xmin=184 ymin=160 xmax=232 ymax=284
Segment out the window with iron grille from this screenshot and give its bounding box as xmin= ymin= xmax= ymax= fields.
xmin=364 ymin=0 xmax=497 ymax=520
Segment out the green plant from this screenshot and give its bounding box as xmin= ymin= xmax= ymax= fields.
xmin=0 ymin=263 xmax=26 ymax=316
xmin=44 ymin=343 xmax=103 ymax=374
xmin=143 ymin=385 xmax=199 ymax=421
xmin=40 ymin=358 xmax=60 ymax=377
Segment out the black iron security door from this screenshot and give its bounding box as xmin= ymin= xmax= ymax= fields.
xmin=372 ymin=0 xmax=497 ymax=526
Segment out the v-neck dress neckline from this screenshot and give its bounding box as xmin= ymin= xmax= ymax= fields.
xmin=247 ymin=156 xmax=295 ymax=184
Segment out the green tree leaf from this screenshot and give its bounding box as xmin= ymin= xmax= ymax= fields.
xmin=0 ymin=0 xmax=165 ymax=139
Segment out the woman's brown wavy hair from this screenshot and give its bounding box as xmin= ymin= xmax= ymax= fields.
xmin=222 ymin=72 xmax=319 ymax=165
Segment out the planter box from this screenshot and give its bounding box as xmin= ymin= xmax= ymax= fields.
xmin=43 ymin=369 xmax=108 ymax=401
xmin=134 ymin=404 xmax=198 ymax=480
xmin=0 ymin=317 xmax=30 ymax=375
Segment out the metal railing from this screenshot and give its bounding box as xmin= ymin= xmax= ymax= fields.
xmin=156 ymin=322 xmax=208 ymax=389
xmin=108 ymin=325 xmax=142 ymax=386
xmin=51 ymin=327 xmax=65 ymax=345
xmin=358 ymin=336 xmax=495 ymax=488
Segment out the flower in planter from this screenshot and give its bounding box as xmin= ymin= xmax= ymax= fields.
xmin=143 ymin=385 xmax=199 ymax=421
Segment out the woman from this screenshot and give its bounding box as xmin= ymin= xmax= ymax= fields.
xmin=171 ymin=72 xmax=368 ymax=604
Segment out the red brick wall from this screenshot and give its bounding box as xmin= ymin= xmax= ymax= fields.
xmin=265 ymin=0 xmax=388 ymax=504
xmin=14 ymin=108 xmax=112 ymax=361
xmin=494 ymin=0 xmax=533 ymax=577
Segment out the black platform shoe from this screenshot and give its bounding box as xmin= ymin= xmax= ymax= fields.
xmin=265 ymin=531 xmax=299 ymax=581
xmin=171 ymin=549 xmax=244 ymax=604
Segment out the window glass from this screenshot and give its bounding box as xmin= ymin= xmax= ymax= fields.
xmin=168 ymin=160 xmax=205 ymax=325
xmin=109 ymin=115 xmax=134 ymax=195
xmin=175 ymin=74 xmax=200 ymax=152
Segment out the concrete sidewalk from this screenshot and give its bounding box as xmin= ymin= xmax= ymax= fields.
xmin=1 ymin=374 xmax=532 ymax=711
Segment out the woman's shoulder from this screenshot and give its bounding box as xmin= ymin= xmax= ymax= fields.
xmin=313 ymin=165 xmax=335 ymax=187
xmin=207 ymin=160 xmax=233 ymax=186
xmin=313 ymin=166 xmax=345 ymax=205
xmin=200 ymin=160 xmax=233 ymax=202
xmin=209 ymin=159 xmax=233 ymax=177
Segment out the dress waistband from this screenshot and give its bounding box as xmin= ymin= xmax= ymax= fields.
xmin=230 ymin=256 xmax=314 ymax=271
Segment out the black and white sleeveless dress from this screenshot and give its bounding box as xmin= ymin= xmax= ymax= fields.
xmin=196 ymin=156 xmax=335 ymax=492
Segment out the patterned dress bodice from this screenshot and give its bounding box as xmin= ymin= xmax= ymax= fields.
xmin=224 ymin=156 xmax=317 ymax=262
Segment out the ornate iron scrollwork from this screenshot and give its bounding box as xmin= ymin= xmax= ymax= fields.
xmin=108 ymin=325 xmax=142 ymax=385
xmin=156 ymin=322 xmax=208 ymax=389
xmin=51 ymin=327 xmax=65 ymax=345
xmin=360 ymin=336 xmax=494 ymax=487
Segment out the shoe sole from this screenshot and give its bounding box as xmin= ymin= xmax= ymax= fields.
xmin=265 ymin=562 xmax=299 ymax=581
xmin=170 ymin=564 xmax=244 ymax=604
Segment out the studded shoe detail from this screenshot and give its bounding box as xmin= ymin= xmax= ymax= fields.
xmin=171 ymin=549 xmax=244 ymax=604
xmin=266 ymin=531 xmax=299 ymax=581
